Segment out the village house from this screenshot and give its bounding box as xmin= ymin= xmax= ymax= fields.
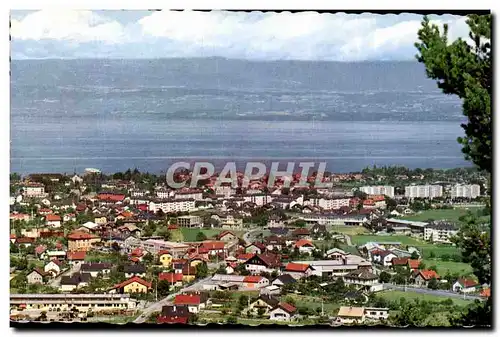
xmin=157 ymin=305 xmax=192 ymax=324
xmin=245 ymin=242 xmax=267 ymax=254
xmin=283 ymin=262 xmax=315 ymax=280
xmin=158 ymin=272 xmax=184 ymax=289
xmin=271 ymin=274 xmax=297 ymax=288
xmin=343 ymin=269 xmax=379 ymax=289
xmin=336 ymin=306 xmax=365 ymax=325
xmin=364 ymin=307 xmax=390 ymax=321
xmin=27 ymin=268 xmax=48 ymax=285
xmin=413 ymin=270 xmax=440 ymax=287
xmin=325 ymin=248 xmax=350 ymax=260
xmin=216 ymin=231 xmax=238 ymax=242
xmin=244 ymin=253 xmax=281 ymax=275
xmin=67 ymin=251 xmax=87 ymax=266
xmin=263 ymin=235 xmax=286 ymax=251
xmin=269 ymin=302 xmax=298 ymax=321
xmin=173 ymin=293 xmax=209 ymax=314
xmin=45 ymin=214 xmax=62 ymax=228
xmin=452 ymin=278 xmax=480 ymax=294
xmin=247 ymin=295 xmax=279 ymax=316
xmin=242 ymin=275 xmax=270 ymax=289
xmin=44 ymin=259 xmax=62 ymax=277
xmin=60 ymin=273 xmax=91 ymax=292
xmin=111 ymin=276 xmax=152 ymax=294
xmin=67 ymin=231 xmax=100 ymax=252
xmin=80 ymin=263 xmax=112 ymax=278
xmin=294 ymin=239 xmax=316 ymax=254
xmin=124 ymin=264 xmax=147 ymax=278
xmin=371 ymin=250 xmax=398 ymax=267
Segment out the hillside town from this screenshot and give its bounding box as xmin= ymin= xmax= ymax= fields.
xmin=9 ymin=167 xmax=491 ymax=326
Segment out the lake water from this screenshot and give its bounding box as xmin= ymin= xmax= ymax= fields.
xmin=10 ymin=59 xmax=470 ymax=174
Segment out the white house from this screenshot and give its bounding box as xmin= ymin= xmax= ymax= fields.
xmin=452 ymin=278 xmax=479 ymax=294
xmin=269 ymin=302 xmax=298 ymax=321
xmin=44 ymin=259 xmax=62 ymax=276
xmin=371 ymin=250 xmax=398 ymax=267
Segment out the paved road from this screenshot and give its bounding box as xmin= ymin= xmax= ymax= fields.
xmin=242 ymin=228 xmax=262 ymax=245
xmin=342 ymin=234 xmax=354 ymax=246
xmin=133 ymin=276 xmax=213 ymax=323
xmin=383 ymin=283 xmax=484 ymax=301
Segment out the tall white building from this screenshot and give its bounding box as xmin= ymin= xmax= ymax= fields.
xmin=149 ymin=199 xmax=196 ymax=213
xmin=450 ymin=184 xmax=481 ymax=199
xmin=359 ymin=186 xmax=395 ymax=198
xmin=405 ymin=185 xmax=443 ymax=199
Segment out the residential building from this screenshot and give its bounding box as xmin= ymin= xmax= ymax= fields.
xmin=450 ymin=184 xmax=481 ymax=199
xmin=294 ymin=239 xmax=316 ymax=254
xmin=244 ymin=253 xmax=281 ymax=274
xmin=157 ymin=305 xmax=192 ymax=324
xmin=60 ymin=273 xmax=91 ymax=292
xmin=424 ymin=222 xmax=458 ymax=243
xmin=269 ymin=302 xmax=298 ymax=321
xmin=271 ymin=274 xmax=297 ymax=288
xmin=174 ymin=190 xmax=203 ymax=201
xmin=124 ymin=264 xmax=147 ymax=278
xmin=158 ymin=250 xmax=174 ymax=268
xmin=44 ymin=259 xmax=62 ymax=276
xmin=173 ymin=293 xmax=209 ymax=314
xmin=27 ymin=268 xmax=47 ymax=285
xmin=405 ymin=185 xmax=443 ymax=199
xmin=149 ymin=199 xmax=196 ymax=214
xmin=364 ymin=307 xmax=389 ymax=321
xmin=45 ymin=214 xmax=62 ymax=228
xmin=247 ymin=295 xmax=279 ymax=315
xmin=452 ymin=278 xmax=480 ymax=294
xmin=359 ymin=186 xmax=395 ymax=198
xmin=22 ymin=183 xmax=46 ymax=198
xmin=111 ymin=276 xmax=152 ymax=294
xmin=80 ymin=263 xmax=112 ymax=278
xmin=336 ymin=306 xmax=365 ymax=324
xmin=177 ymin=215 xmax=202 ymax=228
xmin=413 ymin=270 xmax=440 ymax=287
xmin=283 ymin=263 xmax=314 ymax=279
xmin=242 ymin=276 xmax=270 ymax=289
xmin=67 ymin=231 xmax=100 ymax=252
xmin=343 ymin=269 xmax=378 ymax=288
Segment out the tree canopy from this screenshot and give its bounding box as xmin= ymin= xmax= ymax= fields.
xmin=415 ymin=14 xmax=491 ymax=173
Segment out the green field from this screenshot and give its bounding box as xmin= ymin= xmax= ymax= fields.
xmin=287 ymin=294 xmax=341 ymax=315
xmin=423 ymin=259 xmax=473 ymax=276
xmin=351 ymin=235 xmax=422 ymax=245
xmin=401 ymin=208 xmax=490 ymax=224
xmin=377 ymin=290 xmax=473 ymax=306
xmin=330 ymin=225 xmax=369 ymax=235
xmin=350 ymin=235 xmax=460 ymax=258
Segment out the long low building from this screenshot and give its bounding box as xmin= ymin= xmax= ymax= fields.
xmin=294 ymin=257 xmax=372 ymax=277
xmin=10 ymin=293 xmax=137 ymax=312
xmin=386 ymin=219 xmax=428 ymax=234
xmin=300 ymin=214 xmax=368 ymax=227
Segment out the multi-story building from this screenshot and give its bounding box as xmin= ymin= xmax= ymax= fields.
xmin=67 ymin=231 xmax=101 ymax=252
xmin=243 ymin=194 xmax=273 ymax=206
xmin=305 ymin=197 xmax=350 ymax=210
xmin=149 ymin=199 xmax=196 ymax=213
xmin=141 ymin=239 xmax=190 ymax=256
xmin=424 ymin=222 xmax=458 ymax=243
xmin=156 ymin=189 xmax=172 ymax=199
xmin=405 ymin=185 xmax=443 ymax=199
xmin=10 ymin=293 xmax=136 ymax=312
xmin=174 ymin=190 xmax=203 ymax=201
xmin=177 ymin=215 xmax=202 ymax=228
xmin=21 ymin=183 xmax=47 ymax=198
xmin=359 ymin=186 xmax=395 ymax=198
xmin=450 ymin=184 xmax=481 ymax=199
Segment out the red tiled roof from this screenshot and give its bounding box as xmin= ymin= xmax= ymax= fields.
xmin=158 ymin=250 xmax=172 ymax=256
xmin=16 ymin=237 xmax=35 ymax=244
xmin=217 ymin=231 xmax=235 ymax=239
xmin=67 ymin=231 xmax=97 ymax=240
xmin=114 ymin=276 xmax=151 ymax=289
xmin=419 ymin=270 xmax=439 ymax=280
xmin=130 ymin=248 xmax=144 ymax=257
xmin=35 ymin=245 xmax=47 ymax=255
xmin=237 ymin=253 xmax=255 ymax=261
xmin=67 ymin=251 xmax=87 ymax=260
xmin=46 ymin=214 xmax=61 ymax=221
xmin=457 ymin=278 xmax=479 ymax=288
xmin=480 ymin=288 xmax=490 ymax=297
xmin=10 ymin=234 xmax=16 ymax=240
xmin=38 ymin=208 xmax=52 ymax=214
xmin=167 ymin=224 xmax=179 ymax=230
xmin=49 ymin=258 xmax=62 ymax=266
xmin=98 ymin=193 xmax=126 ymax=202
xmin=292 ymin=228 xmax=310 ymax=235
xmin=408 ymin=259 xmax=420 ymax=269
xmin=243 ymin=275 xmax=264 ymax=283
xmin=294 ymin=239 xmax=314 ymax=248
xmin=392 ymin=257 xmax=410 ymax=266
xmin=174 ymin=294 xmax=201 ymax=305
xmin=370 ymin=195 xmax=386 ymax=201
xmin=285 ymin=262 xmax=310 ymax=272
xmin=363 ymin=199 xmax=375 ymax=205
xmin=158 ymin=273 xmax=183 ymax=283
xmin=278 ymin=302 xmax=297 ymax=314
xmin=201 ymin=241 xmax=225 ymax=250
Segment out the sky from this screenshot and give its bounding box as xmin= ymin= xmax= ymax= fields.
xmin=10 ymin=10 xmax=471 ymax=61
